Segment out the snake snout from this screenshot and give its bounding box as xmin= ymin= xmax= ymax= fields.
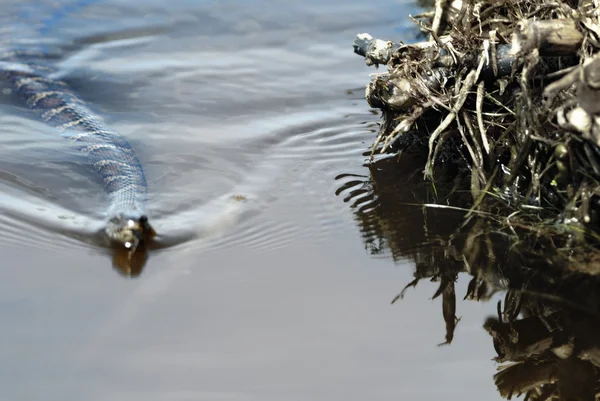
xmin=105 ymin=214 xmax=154 ymax=251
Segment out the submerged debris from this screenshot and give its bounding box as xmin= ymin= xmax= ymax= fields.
xmin=353 ymin=0 xmax=600 ymax=253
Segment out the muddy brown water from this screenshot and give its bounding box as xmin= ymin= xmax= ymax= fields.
xmin=0 ymin=0 xmax=509 ymax=400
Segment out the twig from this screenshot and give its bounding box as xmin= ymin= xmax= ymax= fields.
xmin=431 ymin=0 xmax=447 ymax=40
xmin=476 ymin=81 xmax=491 ymax=154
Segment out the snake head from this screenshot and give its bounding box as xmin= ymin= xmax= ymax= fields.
xmin=105 ymin=214 xmax=156 ymax=252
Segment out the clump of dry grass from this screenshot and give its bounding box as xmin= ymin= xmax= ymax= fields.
xmin=353 ymin=0 xmax=600 ymax=266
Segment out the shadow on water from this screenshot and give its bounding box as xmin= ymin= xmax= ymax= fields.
xmin=336 ymin=139 xmax=600 ymax=400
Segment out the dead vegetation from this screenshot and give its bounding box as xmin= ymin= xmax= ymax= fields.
xmin=348 ymin=5 xmax=600 ymax=395
xmin=353 ymin=0 xmax=600 ymax=271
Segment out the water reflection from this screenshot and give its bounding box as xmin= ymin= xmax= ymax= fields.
xmin=336 ymin=140 xmax=600 ymax=400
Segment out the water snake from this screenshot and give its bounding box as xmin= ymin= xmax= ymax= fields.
xmin=0 ymin=1 xmax=155 ymax=252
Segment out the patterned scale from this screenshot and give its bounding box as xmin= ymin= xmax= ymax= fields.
xmin=6 ymin=70 xmax=148 ymax=218
xmin=0 ymin=1 xmax=152 ymax=245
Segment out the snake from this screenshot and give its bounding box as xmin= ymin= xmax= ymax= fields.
xmin=0 ymin=1 xmax=155 ymax=252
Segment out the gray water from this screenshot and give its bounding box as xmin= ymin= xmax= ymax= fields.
xmin=0 ymin=1 xmax=502 ymax=400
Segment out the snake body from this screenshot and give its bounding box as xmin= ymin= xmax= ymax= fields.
xmin=0 ymin=5 xmax=154 ymax=248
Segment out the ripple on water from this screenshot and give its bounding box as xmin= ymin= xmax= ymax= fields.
xmin=172 ymin=108 xmax=378 ymax=255
xmin=0 ymin=103 xmax=377 ymax=259
xmin=0 ymin=0 xmax=386 ymax=267
xmin=0 ymin=187 xmax=102 ymax=253
xmin=0 ymin=112 xmax=107 ymax=252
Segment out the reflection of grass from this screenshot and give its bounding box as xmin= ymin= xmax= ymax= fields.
xmin=336 ymin=138 xmax=600 ymax=399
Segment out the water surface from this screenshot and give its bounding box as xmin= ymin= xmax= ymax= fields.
xmin=0 ymin=1 xmax=508 ymax=400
